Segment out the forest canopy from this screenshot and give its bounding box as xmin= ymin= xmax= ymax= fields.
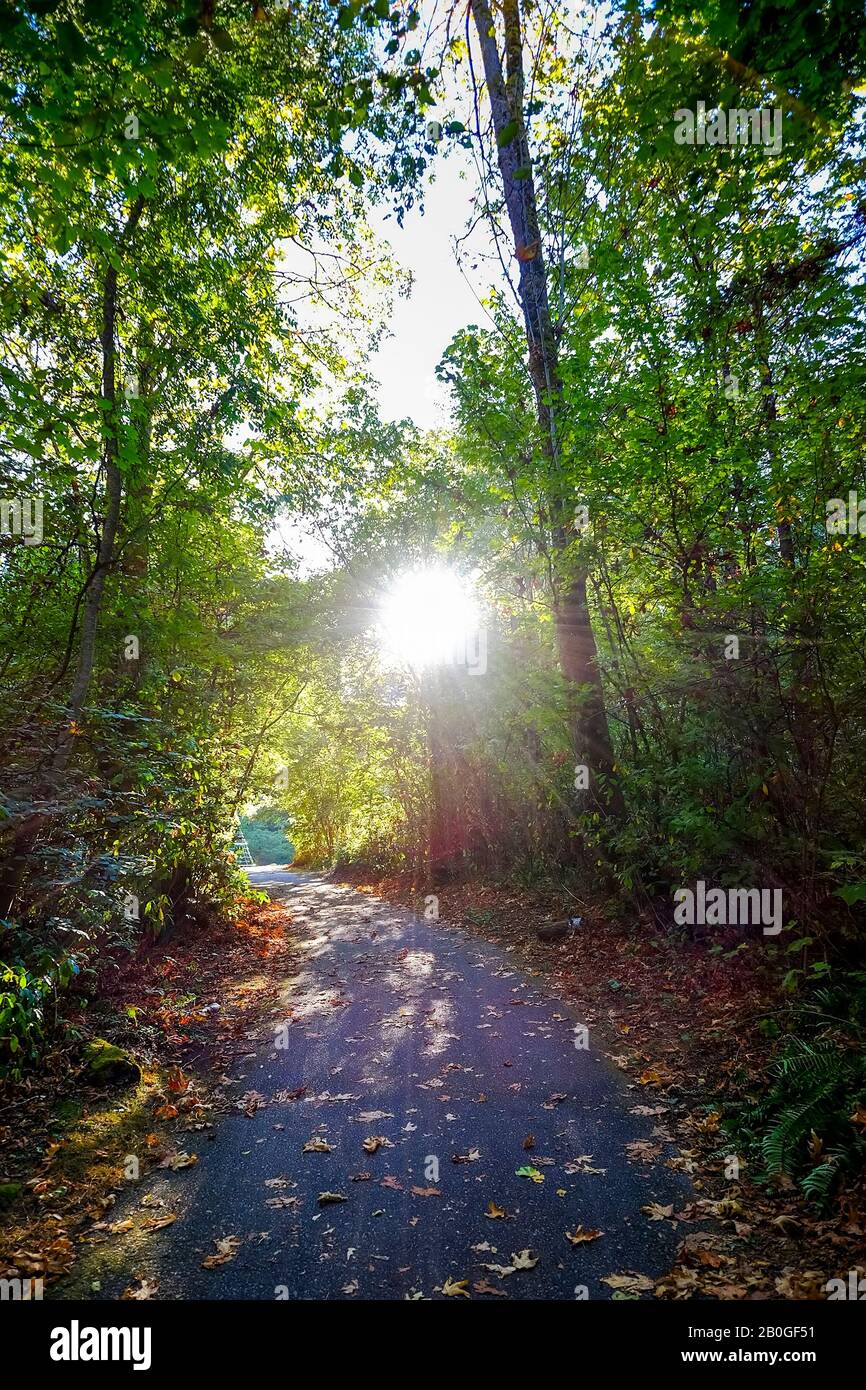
xmin=1 ymin=0 xmax=865 ymax=1212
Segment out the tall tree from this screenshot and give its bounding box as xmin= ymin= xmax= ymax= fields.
xmin=467 ymin=0 xmax=623 ymax=818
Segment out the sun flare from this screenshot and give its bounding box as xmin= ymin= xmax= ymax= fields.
xmin=377 ymin=566 xmax=481 ymax=671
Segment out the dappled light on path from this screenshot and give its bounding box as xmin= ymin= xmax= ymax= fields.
xmin=57 ymin=870 xmax=692 ymax=1301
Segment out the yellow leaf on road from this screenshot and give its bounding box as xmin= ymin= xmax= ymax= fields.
xmin=201 ymin=1236 xmax=241 ymax=1269
xmin=601 ymin=1272 xmax=654 ymax=1294
xmin=641 ymin=1203 xmax=674 ymax=1221
xmin=565 ymin=1226 xmax=603 ymax=1245
xmin=362 ymin=1136 xmax=392 ymax=1153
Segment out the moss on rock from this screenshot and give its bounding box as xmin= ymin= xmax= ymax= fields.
xmin=82 ymin=1038 xmax=141 ymax=1087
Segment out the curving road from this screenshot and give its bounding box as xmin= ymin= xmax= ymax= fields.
xmin=60 ymin=869 xmax=691 ymax=1301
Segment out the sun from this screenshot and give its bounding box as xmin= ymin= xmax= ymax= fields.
xmin=377 ymin=565 xmax=481 ymax=672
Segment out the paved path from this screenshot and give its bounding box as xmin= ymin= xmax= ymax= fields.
xmin=64 ymin=869 xmax=691 ymax=1300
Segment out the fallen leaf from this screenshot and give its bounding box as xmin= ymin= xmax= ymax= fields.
xmin=515 ymin=1166 xmax=544 ymax=1183
xmin=542 ymin=1092 xmax=567 ymax=1109
xmin=601 ymin=1272 xmax=654 ymax=1294
xmin=693 ymin=1247 xmax=725 ymax=1268
xmin=625 ymin=1140 xmax=661 ymax=1162
xmin=564 ymin=1155 xmax=606 ymax=1175
xmin=473 ymin=1280 xmax=506 ymax=1296
xmin=481 ymin=1248 xmax=538 ymax=1277
xmin=163 ymin=1151 xmax=198 ymax=1171
xmin=10 ymin=1236 xmax=75 ymax=1278
xmin=201 ymin=1236 xmax=241 ymax=1269
xmin=565 ymin=1226 xmax=603 ymax=1245
xmin=642 ymin=1203 xmax=674 ymax=1221
xmin=238 ymin=1090 xmax=267 ymax=1116
xmin=510 ymin=1249 xmax=539 ymax=1270
xmin=141 ymin=1213 xmax=178 ymax=1232
xmin=121 ymin=1279 xmax=159 ymax=1300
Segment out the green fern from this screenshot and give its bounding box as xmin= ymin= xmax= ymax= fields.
xmin=734 ymin=972 xmax=866 ymax=1203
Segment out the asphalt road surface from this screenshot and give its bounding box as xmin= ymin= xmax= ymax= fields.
xmin=61 ymin=869 xmax=691 ymax=1301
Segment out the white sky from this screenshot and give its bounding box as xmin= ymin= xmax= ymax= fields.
xmin=270 ymin=147 xmax=492 ymax=573
xmin=369 ymin=149 xmax=486 ymax=430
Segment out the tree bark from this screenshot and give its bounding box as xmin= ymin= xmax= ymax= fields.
xmin=752 ymin=299 xmax=795 ymax=567
xmin=53 ymin=197 xmax=145 ymax=771
xmin=424 ymin=668 xmax=453 ymax=881
xmin=469 ymin=0 xmax=622 ymax=816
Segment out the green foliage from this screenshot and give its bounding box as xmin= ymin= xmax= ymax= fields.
xmin=649 ymin=0 xmax=866 ymax=111
xmin=424 ymin=10 xmax=866 ymax=911
xmin=729 ymin=972 xmax=866 ymax=1201
xmin=0 ymin=0 xmax=425 ymax=1074
xmin=0 ymin=954 xmax=77 ymax=1080
xmin=240 ymin=813 xmax=294 ymax=866
xmin=0 ymin=0 xmax=864 ymax=1238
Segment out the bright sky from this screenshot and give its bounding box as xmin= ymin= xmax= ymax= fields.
xmin=369 ymin=149 xmax=485 ymax=430
xmin=270 ymin=135 xmax=495 ymax=572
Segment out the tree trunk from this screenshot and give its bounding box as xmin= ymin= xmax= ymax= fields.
xmin=53 ymin=198 xmax=145 ymax=771
xmin=469 ymin=0 xmax=622 ymax=816
xmin=424 ymin=669 xmax=453 ymax=881
xmin=753 ymin=299 xmax=795 ymax=567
